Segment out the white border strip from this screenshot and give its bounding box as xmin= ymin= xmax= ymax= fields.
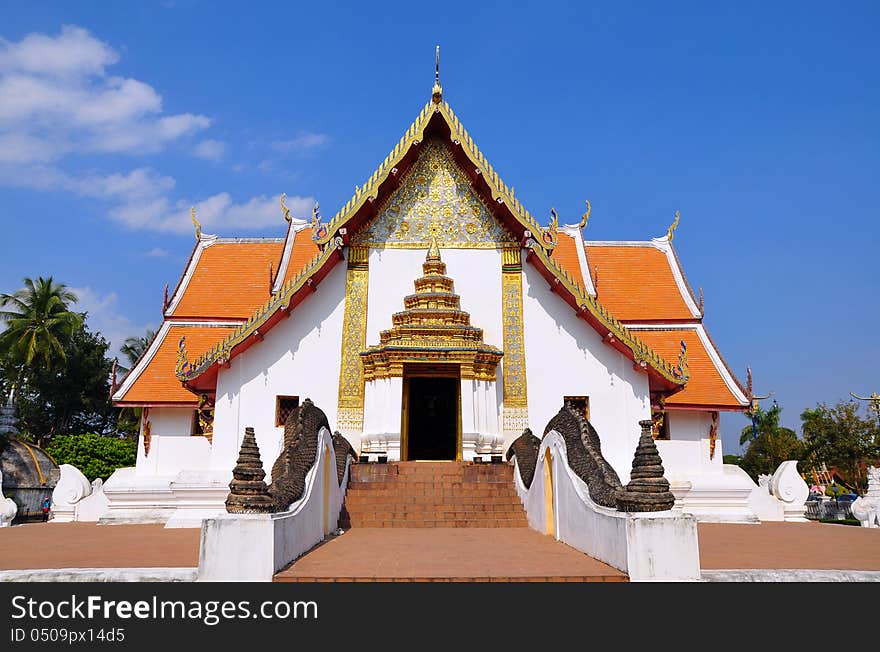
xmin=272 ymin=220 xmax=309 ymax=295
xmin=0 ymin=567 xmax=197 ymax=582
xmin=627 ymin=323 xmax=748 ymax=405
xmin=559 ymin=225 xmax=596 ymax=295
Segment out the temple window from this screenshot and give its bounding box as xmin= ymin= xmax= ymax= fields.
xmin=564 ymin=396 xmax=590 ymax=422
xmin=275 ymin=396 xmax=300 ymax=427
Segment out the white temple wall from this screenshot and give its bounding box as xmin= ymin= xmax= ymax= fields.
xmin=134 ymin=408 xmax=208 ymax=478
xmin=520 ymin=263 xmax=651 ymax=484
xmin=147 ymin=408 xmax=193 ymax=437
xmin=212 ymin=262 xmax=347 ymax=480
xmin=657 ymin=410 xmax=723 ymax=478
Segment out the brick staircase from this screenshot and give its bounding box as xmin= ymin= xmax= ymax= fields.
xmin=338 ymin=461 xmax=529 ymax=528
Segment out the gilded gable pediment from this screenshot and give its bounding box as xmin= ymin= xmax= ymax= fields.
xmin=352 ymin=139 xmax=516 ymax=249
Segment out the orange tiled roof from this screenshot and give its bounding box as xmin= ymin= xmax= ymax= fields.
xmin=281 ymin=228 xmax=321 ymax=286
xmin=551 ymin=233 xmax=585 ymax=290
xmin=584 ymin=244 xmax=695 ymax=321
xmin=170 ymin=242 xmax=283 ymax=319
xmin=117 ymin=325 xmax=236 ymax=404
xmin=630 ymin=328 xmax=743 ymax=407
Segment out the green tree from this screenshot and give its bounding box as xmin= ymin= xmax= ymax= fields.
xmin=118 ymin=328 xmax=156 ymax=376
xmin=2 ymin=322 xmax=116 ymax=447
xmin=738 ymin=403 xmax=804 ymax=481
xmin=801 ymin=400 xmax=880 ymax=493
xmin=46 ymin=433 xmax=137 ymax=482
xmin=0 ymin=277 xmax=82 ymax=373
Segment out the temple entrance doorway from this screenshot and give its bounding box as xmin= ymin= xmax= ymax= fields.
xmin=402 ymin=366 xmax=460 ymax=461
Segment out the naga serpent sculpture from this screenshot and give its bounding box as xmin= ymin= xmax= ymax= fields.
xmin=507 ymin=403 xmax=674 ymax=512
xmin=226 ymin=398 xmax=356 ymax=513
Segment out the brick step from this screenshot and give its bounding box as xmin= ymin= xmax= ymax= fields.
xmin=344 ymin=501 xmax=521 ymax=509
xmin=345 ymin=489 xmax=521 ymax=496
xmin=275 ymin=575 xmax=626 ymax=583
xmin=340 ymin=520 xmax=528 ymax=528
xmin=342 ymin=510 xmax=527 ymax=519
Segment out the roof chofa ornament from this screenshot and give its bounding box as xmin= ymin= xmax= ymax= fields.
xmin=432 ymin=45 xmax=442 ymax=104
xmin=280 ymin=193 xmax=291 ymax=223
xmin=190 ymin=206 xmax=201 ymax=240
xmin=578 ymin=199 xmax=592 ymax=230
xmin=666 ymin=209 xmax=680 ymax=241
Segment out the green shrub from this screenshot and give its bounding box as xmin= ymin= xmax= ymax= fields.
xmin=46 ymin=433 xmax=136 ymax=482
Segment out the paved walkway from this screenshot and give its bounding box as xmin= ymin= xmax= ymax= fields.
xmin=698 ymin=521 xmax=880 ymax=570
xmin=0 ymin=523 xmax=199 ymax=570
xmin=2 ymin=520 xmax=879 ymax=578
xmin=274 ymin=528 xmax=626 ymax=582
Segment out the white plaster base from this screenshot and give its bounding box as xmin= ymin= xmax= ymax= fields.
xmin=514 ymin=431 xmax=701 ymax=582
xmin=98 ymin=467 xmax=232 ymax=527
xmin=198 ymin=429 xmax=350 ymax=582
xmin=673 ymin=465 xmax=760 ymax=523
xmin=748 ymin=483 xmax=785 ymax=521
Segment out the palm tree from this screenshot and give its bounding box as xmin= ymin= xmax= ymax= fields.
xmin=0 ymin=277 xmax=82 ymax=369
xmin=119 ymin=328 xmax=156 ymax=371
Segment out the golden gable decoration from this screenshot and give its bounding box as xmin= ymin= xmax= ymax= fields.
xmin=352 ymin=139 xmax=517 ymax=249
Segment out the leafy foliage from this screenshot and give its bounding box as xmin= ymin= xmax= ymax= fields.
xmin=738 ymin=403 xmax=804 ymax=481
xmin=0 ymin=277 xmax=82 ymax=369
xmin=1 ymin=323 xmax=117 ymax=446
xmin=801 ymin=401 xmax=880 ymax=493
xmin=46 ymin=433 xmax=136 ymax=482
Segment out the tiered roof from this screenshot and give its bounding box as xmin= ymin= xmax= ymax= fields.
xmin=114 ymin=83 xmax=747 ymax=412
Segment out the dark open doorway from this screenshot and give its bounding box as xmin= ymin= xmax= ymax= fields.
xmin=405 ymin=376 xmax=459 ymax=460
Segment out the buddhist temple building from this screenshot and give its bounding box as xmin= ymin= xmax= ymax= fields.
xmin=110 ymin=70 xmax=757 ymax=527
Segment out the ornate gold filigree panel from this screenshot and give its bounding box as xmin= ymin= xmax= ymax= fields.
xmin=501 ymin=246 xmax=528 ymax=427
xmin=352 ymin=139 xmax=517 ymax=249
xmin=336 ymin=246 xmax=369 ymax=432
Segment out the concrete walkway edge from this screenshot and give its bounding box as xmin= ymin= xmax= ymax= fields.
xmin=701 ymin=569 xmax=880 ymax=582
xmin=0 ymin=568 xmax=197 ymax=582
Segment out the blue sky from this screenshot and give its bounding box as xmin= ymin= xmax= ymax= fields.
xmin=1 ymin=2 xmax=878 ymax=453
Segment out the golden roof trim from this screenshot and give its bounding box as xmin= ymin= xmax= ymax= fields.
xmin=311 ymin=101 xmax=547 ymax=246
xmin=175 ymin=237 xmax=343 ymax=382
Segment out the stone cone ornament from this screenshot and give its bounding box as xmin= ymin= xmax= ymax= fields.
xmin=617 ymin=420 xmax=675 ymax=512
xmin=225 ymin=427 xmax=274 ymax=514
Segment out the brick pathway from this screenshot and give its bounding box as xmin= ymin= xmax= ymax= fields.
xmin=0 ymin=523 xmax=199 ymax=570
xmin=699 ymin=521 xmax=880 ymax=570
xmin=2 ymin=519 xmax=877 ymax=578
xmin=273 ymin=527 xmax=626 ymax=582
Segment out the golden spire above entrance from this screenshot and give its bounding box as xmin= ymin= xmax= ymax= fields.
xmin=432 ymin=45 xmax=442 ymax=104
xmin=360 ymin=244 xmax=502 ymax=382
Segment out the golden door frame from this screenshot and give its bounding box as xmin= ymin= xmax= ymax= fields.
xmin=400 ymin=362 xmax=463 ymax=461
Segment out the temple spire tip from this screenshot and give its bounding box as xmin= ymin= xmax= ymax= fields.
xmin=432 ymin=45 xmax=442 ymax=104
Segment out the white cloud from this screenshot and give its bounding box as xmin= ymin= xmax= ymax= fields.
xmin=193 ymin=139 xmax=225 ymax=161
xmin=272 ymin=132 xmax=329 ymax=154
xmin=0 ymin=25 xmax=210 ymax=163
xmin=144 ymin=247 xmax=169 ymax=258
xmin=70 ymin=286 xmax=154 ymax=359
xmin=0 ymin=26 xmax=319 ymax=237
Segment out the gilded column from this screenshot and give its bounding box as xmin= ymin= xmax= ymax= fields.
xmin=336 ymin=245 xmax=370 ymax=434
xmin=501 ymin=246 xmax=529 ymax=435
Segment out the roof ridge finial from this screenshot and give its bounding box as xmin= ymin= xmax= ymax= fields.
xmin=280 ymin=193 xmax=291 ymax=223
xmin=190 ymin=206 xmax=201 ymax=240
xmin=432 ymin=45 xmax=442 ymax=104
xmin=667 ymin=209 xmax=680 ymax=241
xmin=579 ymin=199 xmax=592 ymax=230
